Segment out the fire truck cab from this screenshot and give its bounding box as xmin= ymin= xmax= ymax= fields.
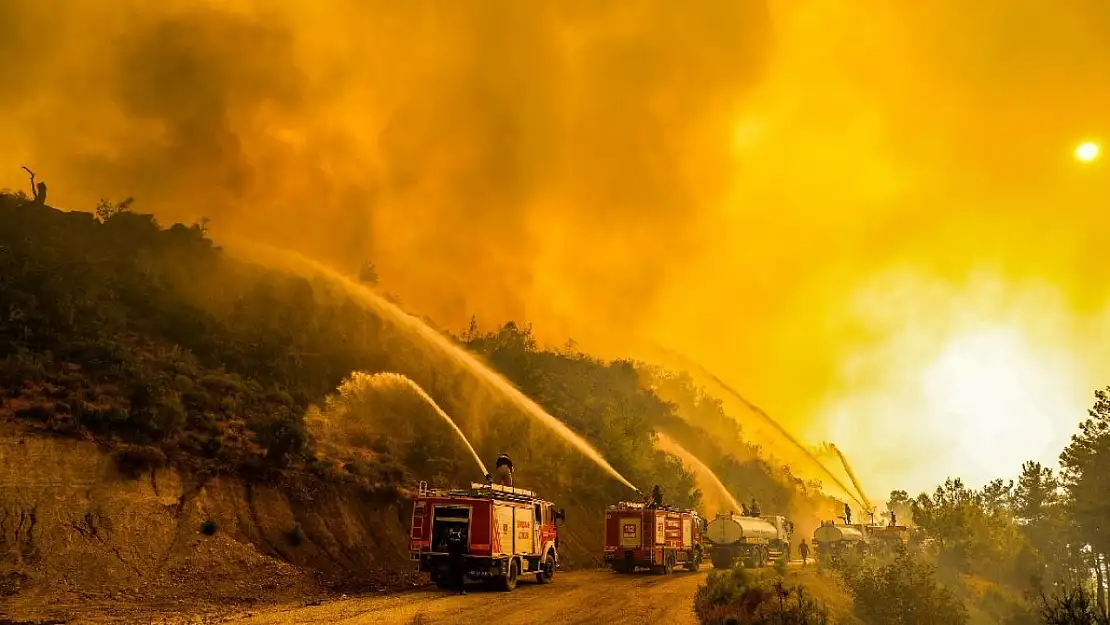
xmin=604 ymin=500 xmax=705 ymax=574
xmin=410 ymin=481 xmax=564 ymax=591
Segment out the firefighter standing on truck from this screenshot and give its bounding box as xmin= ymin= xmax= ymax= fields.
xmin=446 ymin=526 xmax=467 ymax=595
xmin=495 ymin=454 xmax=514 ymax=486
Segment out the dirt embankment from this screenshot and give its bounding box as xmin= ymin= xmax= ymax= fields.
xmin=0 ymin=427 xmax=421 ymax=621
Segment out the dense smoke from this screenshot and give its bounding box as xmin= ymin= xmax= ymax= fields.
xmin=3 ymin=0 xmax=1109 ymax=495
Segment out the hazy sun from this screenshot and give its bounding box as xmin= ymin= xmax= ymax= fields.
xmin=920 ymin=328 xmax=1062 ymax=476
xmin=1075 ymin=141 xmax=1101 ymax=163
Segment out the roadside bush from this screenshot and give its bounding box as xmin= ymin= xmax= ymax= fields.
xmin=695 ymin=567 xmax=829 ymax=625
xmin=775 ymin=555 xmax=790 ymax=577
xmin=842 ymin=549 xmax=968 ymax=625
xmin=200 ymin=519 xmax=218 ymax=536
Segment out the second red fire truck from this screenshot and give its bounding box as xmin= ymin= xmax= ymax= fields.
xmin=603 ymin=490 xmax=705 ymax=574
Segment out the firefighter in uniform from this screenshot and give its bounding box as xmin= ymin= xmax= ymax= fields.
xmin=799 ymin=539 xmax=810 ymax=568
xmin=749 ymin=498 xmax=761 ymax=517
xmin=495 ymin=454 xmax=514 ymax=486
xmin=648 ymin=485 xmax=664 ymax=508
xmin=844 ymin=503 xmax=852 ymax=526
xmin=446 ymin=526 xmax=467 ymax=595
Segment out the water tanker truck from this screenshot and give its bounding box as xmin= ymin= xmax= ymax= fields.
xmin=864 ymin=523 xmax=909 ymax=556
xmin=813 ymin=520 xmax=867 ymax=563
xmin=705 ymin=512 xmax=793 ymax=569
xmin=604 ymin=486 xmax=705 ymax=574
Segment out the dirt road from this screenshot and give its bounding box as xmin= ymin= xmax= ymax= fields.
xmin=226 ymin=568 xmax=710 ymax=625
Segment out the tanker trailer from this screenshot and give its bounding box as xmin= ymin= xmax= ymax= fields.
xmin=813 ymin=521 xmax=866 ymax=564
xmin=868 ymin=524 xmax=909 ymax=557
xmin=705 ymin=513 xmax=792 ymax=569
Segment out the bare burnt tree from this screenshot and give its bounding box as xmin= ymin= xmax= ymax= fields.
xmin=21 ymin=166 xmax=47 ymax=205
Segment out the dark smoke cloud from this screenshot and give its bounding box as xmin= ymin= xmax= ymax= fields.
xmin=0 ymin=0 xmax=774 ymax=337
xmin=5 ymin=0 xmax=1110 ymax=495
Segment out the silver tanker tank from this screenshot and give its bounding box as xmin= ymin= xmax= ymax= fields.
xmin=813 ymin=521 xmax=868 ymax=562
xmin=813 ymin=523 xmax=866 ymax=543
xmin=705 ymin=513 xmax=792 ymax=569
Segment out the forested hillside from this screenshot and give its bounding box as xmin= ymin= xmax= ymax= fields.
xmin=0 ymin=191 xmax=836 ymax=591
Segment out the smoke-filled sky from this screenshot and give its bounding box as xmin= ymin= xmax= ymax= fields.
xmin=3 ymin=0 xmax=1109 ymax=498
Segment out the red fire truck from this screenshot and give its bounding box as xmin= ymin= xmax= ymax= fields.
xmin=604 ymin=500 xmax=705 ymax=573
xmin=410 ymin=481 xmax=564 ymax=591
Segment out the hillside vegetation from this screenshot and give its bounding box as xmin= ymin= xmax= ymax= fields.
xmin=0 ymin=192 xmax=835 ymax=593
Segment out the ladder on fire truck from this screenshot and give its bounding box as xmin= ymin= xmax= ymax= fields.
xmin=417 ymin=480 xmax=542 ymax=504
xmin=607 ymin=500 xmax=695 ymax=515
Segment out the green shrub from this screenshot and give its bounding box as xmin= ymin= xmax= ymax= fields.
xmin=774 ymin=555 xmax=789 ymax=577
xmin=200 ymin=519 xmax=218 ymax=536
xmin=249 ymin=411 xmax=308 ymax=466
xmin=842 ymin=549 xmax=968 ymax=625
xmin=694 ymin=567 xmax=829 ymax=625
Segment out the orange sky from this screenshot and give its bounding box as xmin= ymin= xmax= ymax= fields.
xmin=2 ymin=0 xmax=1108 ymax=498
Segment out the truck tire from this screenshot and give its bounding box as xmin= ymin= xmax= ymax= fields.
xmin=536 ymin=552 xmax=556 ymax=584
xmin=497 ymin=558 xmax=519 ymax=592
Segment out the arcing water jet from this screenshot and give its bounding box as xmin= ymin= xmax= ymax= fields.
xmin=655 ymin=431 xmax=743 ymax=515
xmin=654 ymin=346 xmax=865 ymax=508
xmin=360 ymin=371 xmax=490 ymax=478
xmin=829 ymin=443 xmax=872 ymax=514
xmin=245 ymin=244 xmax=639 ymax=493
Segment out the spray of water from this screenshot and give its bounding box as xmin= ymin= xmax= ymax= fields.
xmin=653 ymin=346 xmax=865 ymax=508
xmin=655 ymin=431 xmax=743 ymax=515
xmin=829 ymin=443 xmax=872 ymax=514
xmin=357 ymin=371 xmax=490 ymax=477
xmin=242 ymin=244 xmax=640 ymax=493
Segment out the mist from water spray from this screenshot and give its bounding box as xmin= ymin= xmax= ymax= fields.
xmin=362 ymin=371 xmax=489 ymax=478
xmin=655 ymin=431 xmax=743 ymax=515
xmin=244 ymin=244 xmax=640 ymax=493
xmin=653 ymin=347 xmax=864 ymax=508
xmin=829 ymin=443 xmax=872 ymax=513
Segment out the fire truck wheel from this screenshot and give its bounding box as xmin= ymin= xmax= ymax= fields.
xmin=497 ymin=559 xmax=519 ymax=592
xmin=536 ymin=552 xmax=556 ymax=584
